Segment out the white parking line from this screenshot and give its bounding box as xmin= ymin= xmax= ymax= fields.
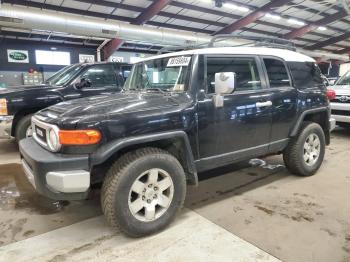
xmin=0 ymin=209 xmax=281 ymax=262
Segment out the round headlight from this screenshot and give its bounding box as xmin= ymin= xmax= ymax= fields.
xmin=47 ymin=128 xmax=60 ymax=152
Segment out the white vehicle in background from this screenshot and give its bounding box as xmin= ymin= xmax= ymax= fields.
xmin=330 ymin=71 xmax=350 ymax=129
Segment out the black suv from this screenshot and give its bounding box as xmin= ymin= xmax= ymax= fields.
xmin=19 ymin=47 xmax=334 ymax=237
xmin=0 ymin=62 xmax=131 ymax=141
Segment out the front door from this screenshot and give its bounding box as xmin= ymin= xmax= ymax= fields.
xmin=196 ymin=55 xmax=273 ymax=170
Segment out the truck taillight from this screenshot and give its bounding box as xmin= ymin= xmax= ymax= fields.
xmin=326 ymin=89 xmax=336 ymax=101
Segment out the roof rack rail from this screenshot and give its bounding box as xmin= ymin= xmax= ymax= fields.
xmin=208 ymin=34 xmax=296 ymax=51
xmin=156 ymin=45 xmax=201 ymax=54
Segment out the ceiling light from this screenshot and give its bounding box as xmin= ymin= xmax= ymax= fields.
xmin=264 ymin=13 xmax=281 ymax=20
xmin=287 ymin=18 xmax=305 ymax=26
xmin=317 ymin=26 xmax=327 ymax=31
xmin=223 ymin=3 xmax=250 ymax=12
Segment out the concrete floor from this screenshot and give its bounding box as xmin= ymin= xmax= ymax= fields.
xmin=0 ymin=128 xmax=349 ymax=261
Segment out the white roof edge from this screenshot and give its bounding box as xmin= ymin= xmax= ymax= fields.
xmin=139 ymin=47 xmax=315 ymax=63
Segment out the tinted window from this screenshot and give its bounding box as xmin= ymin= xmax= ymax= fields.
xmin=206 ymin=57 xmax=261 ymax=93
xmin=81 ymin=64 xmax=119 ymax=88
xmin=263 ymin=58 xmax=291 ymax=88
xmin=288 ymin=62 xmax=324 ymax=88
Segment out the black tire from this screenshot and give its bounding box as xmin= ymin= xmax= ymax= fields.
xmin=283 ymin=122 xmax=325 ymax=176
xmin=101 ymin=147 xmax=186 ymax=237
xmin=15 ymin=114 xmax=33 ymax=142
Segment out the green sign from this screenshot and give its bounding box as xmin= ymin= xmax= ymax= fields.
xmin=7 ymin=49 xmax=29 ymax=63
xmin=9 ymin=51 xmax=27 ymax=61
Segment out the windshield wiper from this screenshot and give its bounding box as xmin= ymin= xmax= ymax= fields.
xmin=145 ymin=88 xmax=166 ymax=93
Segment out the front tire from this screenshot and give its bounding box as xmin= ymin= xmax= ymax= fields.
xmin=101 ymin=147 xmax=186 ymax=237
xmin=283 ymin=122 xmax=325 ymax=176
xmin=15 ymin=114 xmax=33 ymax=142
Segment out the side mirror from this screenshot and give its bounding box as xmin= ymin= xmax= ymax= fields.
xmin=75 ymin=78 xmax=91 ymax=89
xmin=213 ymin=72 xmax=235 ymax=107
xmin=328 ymin=79 xmax=336 ymax=86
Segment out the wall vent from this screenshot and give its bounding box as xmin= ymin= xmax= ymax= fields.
xmin=0 ymin=16 xmax=23 ymax=24
xmin=102 ymin=29 xmax=117 ymax=35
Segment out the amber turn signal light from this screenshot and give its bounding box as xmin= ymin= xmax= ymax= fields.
xmin=59 ymin=130 xmax=101 ymax=145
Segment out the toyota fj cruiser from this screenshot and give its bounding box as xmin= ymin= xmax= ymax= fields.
xmin=19 ymin=46 xmax=335 ymax=237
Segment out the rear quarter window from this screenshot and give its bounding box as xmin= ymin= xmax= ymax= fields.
xmin=288 ymin=62 xmax=324 ymax=89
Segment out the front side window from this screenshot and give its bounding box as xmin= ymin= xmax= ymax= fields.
xmin=206 ymin=57 xmax=262 ymax=93
xmin=81 ymin=64 xmax=119 ymax=88
xmin=263 ymin=58 xmax=291 ymax=88
xmin=124 ymin=56 xmax=192 ymax=92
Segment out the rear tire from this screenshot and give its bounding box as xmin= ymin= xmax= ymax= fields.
xmin=15 ymin=114 xmax=33 ymax=142
xmin=101 ymin=147 xmax=186 ymax=237
xmin=283 ymin=122 xmax=325 ymax=176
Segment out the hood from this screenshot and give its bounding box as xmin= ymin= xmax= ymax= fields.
xmin=331 ymin=84 xmax=350 ymax=96
xmin=37 ymin=91 xmax=189 ymax=124
xmin=0 ymin=84 xmax=51 ymax=95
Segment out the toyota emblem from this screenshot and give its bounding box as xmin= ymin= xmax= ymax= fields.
xmin=339 ymin=96 xmax=349 ymax=102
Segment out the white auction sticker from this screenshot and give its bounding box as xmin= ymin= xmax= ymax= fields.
xmin=167 ymin=56 xmax=191 ymax=67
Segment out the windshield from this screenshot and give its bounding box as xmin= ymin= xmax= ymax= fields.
xmin=47 ymin=64 xmax=81 ymax=86
xmin=45 ymin=65 xmax=73 ymax=84
xmin=124 ymin=56 xmax=192 ymax=92
xmin=336 ymin=71 xmax=350 ymax=86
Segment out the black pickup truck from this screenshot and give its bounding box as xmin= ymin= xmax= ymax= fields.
xmin=20 ymin=47 xmax=335 ymax=237
xmin=0 ymin=62 xmax=131 ymax=141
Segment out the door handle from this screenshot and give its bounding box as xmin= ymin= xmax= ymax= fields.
xmin=256 ymin=101 xmax=272 ymax=108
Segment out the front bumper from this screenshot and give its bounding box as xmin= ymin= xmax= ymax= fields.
xmin=0 ymin=115 xmax=13 ymax=138
xmin=330 ymin=102 xmax=350 ymax=124
xmin=19 ymin=137 xmax=91 ymax=200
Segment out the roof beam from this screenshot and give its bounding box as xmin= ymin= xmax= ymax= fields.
xmin=306 ymin=31 xmax=350 ymax=50
xmin=3 ymin=0 xmax=349 ymax=51
xmin=102 ymin=38 xmax=124 ymax=60
xmin=335 ymin=47 xmax=350 ymax=55
xmin=133 ymin=0 xmax=173 ymax=25
xmin=214 ymin=0 xmax=293 ymax=35
xmin=284 ymin=9 xmax=348 ymax=39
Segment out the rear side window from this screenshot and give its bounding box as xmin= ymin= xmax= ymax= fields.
xmin=263 ymin=58 xmax=291 ymax=88
xmin=288 ymin=62 xmax=324 ymax=89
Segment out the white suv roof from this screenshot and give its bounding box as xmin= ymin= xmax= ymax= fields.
xmin=141 ymin=47 xmax=315 ymax=63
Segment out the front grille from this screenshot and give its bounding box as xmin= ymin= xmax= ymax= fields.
xmin=32 ymin=116 xmax=49 ymax=149
xmin=34 ymin=125 xmax=47 ymax=143
xmin=31 ymin=116 xmax=60 ymax=152
xmin=331 ymin=96 xmax=350 ymax=103
xmin=332 ymin=110 xmax=350 ymax=116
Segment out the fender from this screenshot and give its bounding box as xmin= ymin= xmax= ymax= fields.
xmin=290 ymin=106 xmax=330 ymax=137
xmin=90 ymin=131 xmax=198 ymax=186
